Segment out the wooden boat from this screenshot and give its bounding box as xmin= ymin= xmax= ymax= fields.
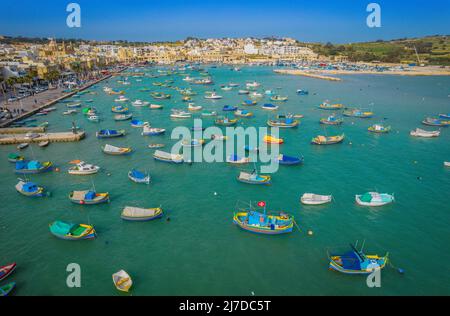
xmin=368 ymin=124 xmax=391 ymax=133
xmin=15 ymin=160 xmax=53 ymax=174
xmin=112 ymin=270 xmax=133 ymax=292
xmin=0 ymin=282 xmax=15 ymax=296
xmin=267 ymin=118 xmax=299 ymax=128
xmin=49 ymin=221 xmax=96 ymax=240
xmin=223 ymin=105 xmax=238 ymax=112
xmin=237 ymin=171 xmax=271 ymax=185
xmin=188 ymin=103 xmax=203 ymax=111
xmin=311 ymin=134 xmax=345 ymax=145
xmin=130 ymin=119 xmax=149 ymax=128
xmin=301 ymin=193 xmax=332 ymax=205
xmin=69 ymin=190 xmax=109 ymax=205
xmin=264 ymin=135 xmax=284 ymax=144
xmin=142 ymin=126 xmax=166 ymax=136
xmin=242 ymin=100 xmax=257 ymax=106
xmin=148 ymin=143 xmax=165 ymax=149
xmin=15 ymin=180 xmax=46 ymax=197
xmin=201 ymin=111 xmax=218 ymax=117
xmin=153 ymin=150 xmax=184 ymax=164
xmin=356 ymin=192 xmax=394 ymax=207
xmin=270 ymin=95 xmax=288 ymax=102
xmin=343 ymin=109 xmax=374 ymax=118
xmin=328 ymin=244 xmax=388 ymax=275
xmin=204 ymin=92 xmax=223 ymax=100
xmin=68 ymin=161 xmax=100 ymax=175
xmin=0 ymin=263 xmax=17 ymax=282
xmin=170 ymin=110 xmax=192 ymax=119
xmin=422 ymin=117 xmax=450 ymax=126
xmin=149 ymin=104 xmax=164 ymax=109
xmin=128 ymin=169 xmax=150 ymax=184
xmin=234 ymin=208 xmax=294 ymax=235
xmin=114 ymin=113 xmax=133 ymax=121
xmin=111 ymin=105 xmax=129 ymax=113
xmin=276 ymin=154 xmax=304 ymax=165
xmin=17 ymin=143 xmax=29 ymax=150
xmin=96 ymin=129 xmax=126 ymax=138
xmin=151 ymin=92 xmax=171 ymax=99
xmin=131 ymin=100 xmax=149 ymax=107
xmin=215 ymin=117 xmax=238 ymax=126
xmin=38 ymin=140 xmax=50 ymax=147
xmin=234 ymin=109 xmax=253 ymax=117
xmin=102 ymin=144 xmax=133 ymax=155
xmin=8 ymin=153 xmax=24 ymax=163
xmin=121 ymin=206 xmax=163 ymax=221
xmin=182 ymin=139 xmax=205 ymax=147
xmin=410 ymin=128 xmax=440 ymax=138
xmin=320 ymin=115 xmax=343 ymax=125
xmin=227 ymin=155 xmax=251 ymax=164
xmin=319 ymin=102 xmax=343 ymax=110
xmin=262 ymin=104 xmax=279 ymax=111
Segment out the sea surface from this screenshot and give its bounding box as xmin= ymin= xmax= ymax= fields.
xmin=1 ymin=66 xmax=449 ymax=296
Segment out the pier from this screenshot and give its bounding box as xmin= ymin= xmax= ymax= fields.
xmin=274 ymin=69 xmax=342 ymax=81
xmin=0 ymin=126 xmax=47 ymax=134
xmin=0 ymin=131 xmax=86 ymax=145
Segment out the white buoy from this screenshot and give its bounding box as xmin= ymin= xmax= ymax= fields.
xmin=214 ymin=192 xmax=218 ymax=196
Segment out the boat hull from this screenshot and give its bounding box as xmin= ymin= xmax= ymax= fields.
xmin=0 ymin=263 xmax=16 ymax=282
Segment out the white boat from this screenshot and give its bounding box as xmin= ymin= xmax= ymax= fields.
xmin=410 ymin=128 xmax=440 ymax=138
xmin=188 ymin=103 xmax=202 ymax=111
xmin=355 ymin=192 xmax=395 ymax=207
xmin=170 ymin=110 xmax=192 ymax=119
xmin=250 ymin=92 xmax=263 ymax=99
xmin=238 ymin=90 xmax=250 ymax=95
xmin=300 ymin=193 xmax=332 ymax=205
xmin=112 ymin=270 xmax=132 ymax=292
xmin=68 ymin=161 xmax=100 ymax=175
xmin=153 ymin=150 xmax=184 ymax=163
xmin=201 ymin=111 xmax=217 ymax=117
xmin=444 ymin=162 xmax=450 ymax=167
xmin=17 ymin=143 xmax=29 ymax=150
xmin=132 ymin=99 xmax=149 ymax=107
xmin=87 ymin=115 xmax=100 ymax=122
xmin=227 ymin=154 xmax=251 ymax=164
xmin=221 ymin=86 xmax=233 ymax=91
xmin=149 ymin=104 xmax=163 ymax=109
xmin=114 ymin=96 xmax=129 ymax=102
xmin=246 ymin=81 xmax=260 ymax=88
xmin=63 ymin=109 xmax=78 ymax=115
xmin=182 ymin=76 xmax=194 ymax=82
xmin=204 ymin=92 xmax=223 ymax=100
xmin=142 ymin=126 xmax=166 ymax=136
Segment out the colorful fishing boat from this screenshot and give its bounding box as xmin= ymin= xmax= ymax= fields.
xmin=49 ymin=221 xmax=96 ymax=240
xmin=151 ymin=92 xmax=171 ymax=99
xmin=96 ymin=129 xmax=126 ymax=138
xmin=301 ymin=193 xmax=332 ymax=205
xmin=262 ymin=103 xmax=279 ymax=111
xmin=320 ymin=115 xmax=343 ymax=125
xmin=69 ymin=190 xmax=110 ymax=205
xmin=311 ymin=134 xmax=345 ymax=145
xmin=227 ymin=154 xmax=251 ymax=164
xmin=0 ymin=282 xmax=15 ymax=296
xmin=114 ymin=113 xmax=133 ymax=121
xmin=215 ymin=117 xmax=238 ymax=126
xmin=422 ymin=117 xmax=450 ymax=126
xmin=234 ymin=109 xmax=253 ymax=117
xmin=128 ymin=169 xmax=150 ymax=184
xmin=102 ymin=144 xmax=133 ymax=155
xmin=142 ymin=126 xmax=166 ymax=136
xmin=410 ymin=128 xmax=440 ymax=138
xmin=121 ymin=206 xmax=163 ymax=221
xmin=439 ymin=113 xmax=450 ymax=119
xmin=368 ymin=124 xmax=391 ymax=133
xmin=8 ymin=153 xmax=24 ymax=163
xmin=355 ymin=192 xmax=395 ymax=207
xmin=130 ymin=119 xmax=149 ymax=128
xmin=242 ymin=100 xmax=257 ymax=106
xmin=237 ymin=171 xmax=271 ymax=185
xmin=187 ymin=103 xmax=202 ymax=111
xmin=153 ymin=150 xmax=184 ymax=164
xmin=297 ymin=89 xmax=309 ymax=95
xmin=132 ymin=99 xmax=149 ymax=107
xmin=267 ymin=117 xmax=299 ymax=128
xmin=148 ymin=143 xmax=165 ymax=149
xmin=276 ymin=154 xmax=304 ymax=165
xmin=264 ymin=135 xmax=284 ymax=144
xmin=319 ymin=102 xmax=344 ymax=110
xmin=170 ymin=110 xmax=192 ymax=119
xmin=0 ymin=263 xmax=16 ymax=282
xmin=181 ymin=139 xmax=205 ymax=147
xmin=328 ymin=244 xmax=389 ymax=275
xmin=343 ymin=109 xmax=374 ymax=118
xmin=68 ymin=161 xmax=100 ymax=175
xmin=223 ymin=105 xmax=238 ymax=112
xmin=15 ymin=160 xmax=53 ymax=174
xmin=112 ymin=270 xmax=133 ymax=292
xmin=111 ymin=105 xmax=129 ymax=113
xmin=15 ymin=180 xmax=46 ymax=197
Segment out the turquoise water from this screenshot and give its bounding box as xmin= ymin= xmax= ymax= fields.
xmin=1 ymin=66 xmax=450 ymax=296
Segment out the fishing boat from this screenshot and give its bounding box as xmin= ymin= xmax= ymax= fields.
xmin=182 ymin=139 xmax=205 ymax=147
xmin=183 ymin=96 xmax=193 ymax=103
xmin=301 ymin=193 xmax=332 ymax=205
xmin=68 ymin=161 xmax=100 ymax=175
xmin=8 ymin=153 xmax=24 ymax=163
xmin=63 ymin=109 xmax=78 ymax=115
xmin=356 ymin=192 xmax=395 ymax=207
xmin=0 ymin=263 xmax=16 ymax=282
xmin=368 ymin=124 xmax=391 ymax=133
xmin=149 ymin=104 xmax=164 ymax=109
xmin=238 ymin=90 xmax=250 ymax=95
xmin=114 ymin=113 xmax=133 ymax=121
xmin=297 ymin=89 xmax=309 ymax=95
xmin=439 ymin=113 xmax=450 ymax=119
xmin=229 ymin=83 xmax=240 ymax=87
xmin=151 ymin=92 xmax=171 ymax=99
xmin=38 ymin=140 xmax=50 ymax=147
xmin=237 ymin=171 xmax=271 ymax=185
xmin=227 ymin=155 xmax=251 ymax=164
xmin=221 ymin=85 xmax=233 ymax=91
xmin=233 ymin=204 xmax=294 ymax=235
xmin=422 ymin=117 xmax=450 ymax=126
xmin=69 ymin=190 xmax=110 ymax=205
xmin=246 ymin=81 xmax=260 ymax=88
xmin=102 ymin=144 xmax=133 ymax=155
xmin=0 ymin=282 xmax=15 ymax=296
xmin=96 ymin=129 xmax=126 ymax=138
xmin=204 ymin=92 xmax=223 ymax=100
xmin=215 ymin=117 xmax=238 ymax=126
xmin=444 ymin=162 xmax=450 ymax=167
xmin=262 ymin=104 xmax=279 ymax=111
xmin=170 ymin=110 xmax=192 ymax=119
xmin=153 ymin=150 xmax=184 ymax=164
xmin=250 ymin=92 xmax=263 ymax=99
xmin=192 ymin=78 xmax=213 ymax=85
xmin=111 ymin=105 xmax=129 ymax=113
xmin=270 ymin=95 xmax=288 ymax=102
xmin=112 ymin=270 xmax=133 ymax=292
xmin=223 ymin=105 xmax=238 ymax=112
xmin=242 ymin=100 xmax=257 ymax=106
xmin=343 ymin=109 xmax=374 ymax=118
xmin=49 ymin=221 xmax=96 ymax=240
xmin=130 ymin=119 xmax=149 ymax=128
xmin=15 ymin=180 xmax=46 ymax=197
xmin=320 ymin=115 xmax=343 ymax=125
xmin=17 ymin=143 xmax=29 ymax=150
xmin=15 ymin=160 xmax=53 ymax=174
xmin=201 ymin=111 xmax=218 ymax=117
xmin=87 ymin=115 xmax=100 ymax=122
xmin=142 ymin=126 xmax=166 ymax=136
xmin=114 ymin=96 xmax=129 ymax=102
xmin=188 ymin=103 xmax=203 ymax=111
xmin=234 ymin=109 xmax=253 ymax=117
xmin=311 ymin=134 xmax=345 ymax=145
xmin=264 ymin=135 xmax=284 ymax=144
xmin=66 ymin=102 xmax=82 ymax=109
xmin=121 ymin=206 xmax=163 ymax=221
xmin=132 ymin=99 xmax=149 ymax=107
xmin=276 ymin=154 xmax=304 ymax=165
xmin=410 ymin=128 xmax=440 ymax=138
xmin=267 ymin=118 xmax=299 ymax=128
xmin=328 ymin=244 xmax=389 ymax=275
xmin=319 ymin=102 xmax=344 ymax=110
xmin=128 ymin=169 xmax=150 ymax=184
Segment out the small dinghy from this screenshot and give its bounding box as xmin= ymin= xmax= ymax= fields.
xmin=237 ymin=171 xmax=271 ymax=185
xmin=262 ymin=103 xmax=279 ymax=111
xmin=422 ymin=117 xmax=450 ymax=126
xmin=410 ymin=128 xmax=440 ymax=138
xmin=38 ymin=140 xmax=50 ymax=147
xmin=153 ymin=150 xmax=184 ymax=164
xmin=318 ymin=102 xmax=343 ymax=110
xmin=142 ymin=126 xmax=166 ymax=136
xmin=444 ymin=162 xmax=450 ymax=167
xmin=96 ymin=129 xmax=126 ymax=138
xmin=356 ymin=192 xmax=394 ymax=207
xmin=320 ymin=115 xmax=343 ymax=125
xmin=151 ymin=92 xmax=171 ymax=99
xmin=130 ymin=119 xmax=149 ymax=128
xmin=182 ymin=139 xmax=205 ymax=147
xmin=17 ymin=143 xmax=29 ymax=150
xmin=128 ymin=169 xmax=150 ymax=184
xmin=264 ymin=135 xmax=284 ymax=144
xmin=234 ymin=109 xmax=253 ymax=117
xmin=204 ymin=92 xmax=223 ymax=100
xmin=242 ymin=100 xmax=257 ymax=106
xmin=148 ymin=143 xmax=165 ymax=149
xmin=368 ymin=124 xmax=391 ymax=133
xmin=0 ymin=263 xmax=17 ymax=282
xmin=188 ymin=103 xmax=203 ymax=111
xmin=215 ymin=117 xmax=238 ymax=126
xmin=121 ymin=206 xmax=163 ymax=221
xmin=149 ymin=104 xmax=164 ymax=109
xmin=227 ymin=154 xmax=251 ymax=164
xmin=49 ymin=221 xmax=96 ymax=240
xmin=69 ymin=190 xmax=109 ymax=205
xmin=234 ymin=207 xmax=294 ymax=235
xmin=223 ymin=105 xmax=238 ymax=112
xmin=276 ymin=154 xmax=304 ymax=165
xmin=68 ymin=161 xmax=100 ymax=175
xmin=132 ymin=99 xmax=149 ymax=107
xmin=311 ymin=134 xmax=345 ymax=145
xmin=112 ymin=270 xmax=133 ymax=292
xmin=301 ymin=193 xmax=332 ymax=205
xmin=111 ymin=105 xmax=129 ymax=113
xmin=102 ymin=144 xmax=133 ymax=155
xmin=66 ymin=102 xmax=82 ymax=109
xmin=238 ymin=90 xmax=250 ymax=95
xmin=270 ymin=95 xmax=288 ymax=102
xmin=15 ymin=180 xmax=46 ymax=197
xmin=114 ymin=96 xmax=129 ymax=102
xmin=114 ymin=113 xmax=133 ymax=121
xmin=201 ymin=111 xmax=218 ymax=117
xmin=0 ymin=282 xmax=16 ymax=297
xmin=8 ymin=153 xmax=25 ymax=163
xmin=15 ymin=160 xmax=53 ymax=174
xmin=170 ymin=110 xmax=192 ymax=119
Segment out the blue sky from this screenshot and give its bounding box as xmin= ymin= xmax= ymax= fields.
xmin=1 ymin=0 xmax=449 ymax=43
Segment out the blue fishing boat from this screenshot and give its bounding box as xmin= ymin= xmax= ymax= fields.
xmin=297 ymin=89 xmax=309 ymax=95
xmin=96 ymin=129 xmax=126 ymax=139
xmin=69 ymin=190 xmax=110 ymax=205
xmin=422 ymin=117 xmax=450 ymax=127
xmin=276 ymin=154 xmax=304 ymax=166
xmin=242 ymin=100 xmax=257 ymax=106
xmin=237 ymin=171 xmax=271 ymax=185
xmin=49 ymin=221 xmax=96 ymax=241
xmin=15 ymin=180 xmax=47 ymax=197
xmin=439 ymin=113 xmax=450 ymax=119
xmin=223 ymin=105 xmax=238 ymax=112
xmin=131 ymin=119 xmax=149 ymax=128
xmin=128 ymin=169 xmax=151 ymax=184
xmin=262 ymin=103 xmax=279 ymax=111
xmin=142 ymin=126 xmax=166 ymax=136
xmin=15 ymin=160 xmax=53 ymax=174
xmin=320 ymin=115 xmax=343 ymax=125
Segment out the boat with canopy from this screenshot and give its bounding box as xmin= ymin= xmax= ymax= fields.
xmin=267 ymin=117 xmax=299 ymax=128
xmin=242 ymin=100 xmax=257 ymax=106
xmin=15 ymin=160 xmax=53 ymax=174
xmin=96 ymin=129 xmax=126 ymax=138
xmin=49 ymin=221 xmax=96 ymax=240
xmin=234 ymin=109 xmax=253 ymax=117
xmin=130 ymin=119 xmax=149 ymax=128
xmin=121 ymin=206 xmax=163 ymax=221
xmin=355 ymin=192 xmax=394 ymax=206
xmin=319 ymin=102 xmax=343 ymax=110
xmin=69 ymin=190 xmax=109 ymax=205
xmin=102 ymin=144 xmax=133 ymax=155
xmin=368 ymin=124 xmax=391 ymax=133
xmin=128 ymin=169 xmax=150 ymax=184
xmin=320 ymin=115 xmax=343 ymax=125
xmin=276 ymin=154 xmax=304 ymax=166
xmin=15 ymin=180 xmax=46 ymax=197
xmin=301 ymin=193 xmax=332 ymax=205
